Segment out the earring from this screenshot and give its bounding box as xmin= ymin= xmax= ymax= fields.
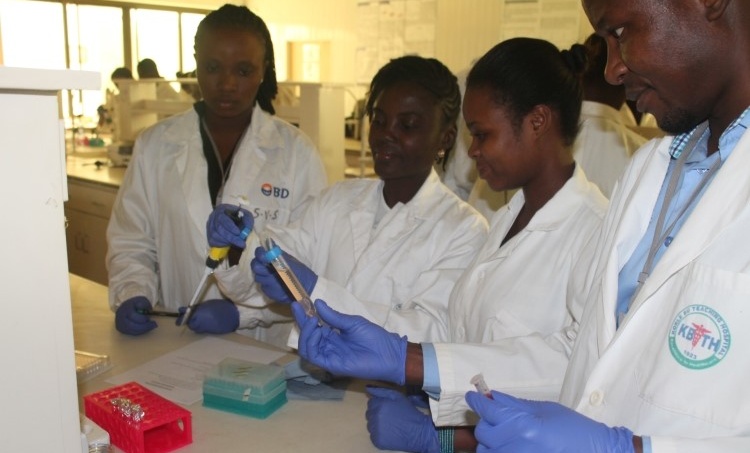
xmin=436 ymin=150 xmax=446 ymax=161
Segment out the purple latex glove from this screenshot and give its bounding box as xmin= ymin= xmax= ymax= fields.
xmin=251 ymin=246 xmax=317 ymax=303
xmin=176 ymin=299 xmax=239 ymax=334
xmin=465 ymin=390 xmax=635 ymax=453
xmin=366 ymin=386 xmax=439 ymax=453
xmin=206 ymin=204 xmax=253 ymax=249
xmin=292 ymin=299 xmax=406 ymax=385
xmin=115 ymin=296 xmax=158 ymax=335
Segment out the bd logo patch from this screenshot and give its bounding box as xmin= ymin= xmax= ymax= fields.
xmin=260 ymin=183 xmax=289 ymax=198
xmin=669 ymin=304 xmax=730 ymax=369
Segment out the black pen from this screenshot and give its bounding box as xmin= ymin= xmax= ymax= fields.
xmin=136 ymin=309 xmax=179 ymax=318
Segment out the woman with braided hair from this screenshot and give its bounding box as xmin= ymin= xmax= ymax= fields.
xmin=201 ymin=55 xmax=489 ymax=349
xmin=107 ymin=4 xmax=327 ymax=336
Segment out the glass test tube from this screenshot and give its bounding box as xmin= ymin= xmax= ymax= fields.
xmin=260 ymin=235 xmax=318 ymax=319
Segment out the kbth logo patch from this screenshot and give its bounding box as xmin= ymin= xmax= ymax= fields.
xmin=669 ymin=304 xmax=730 ymax=370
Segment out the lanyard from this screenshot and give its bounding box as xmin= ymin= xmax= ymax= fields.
xmin=633 ymin=124 xmax=717 ymax=296
xmin=199 ymin=116 xmax=249 ymax=206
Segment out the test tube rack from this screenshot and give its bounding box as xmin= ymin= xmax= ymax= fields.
xmin=84 ymin=381 xmax=192 ymax=453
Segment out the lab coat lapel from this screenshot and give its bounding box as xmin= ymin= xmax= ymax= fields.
xmin=630 ymin=128 xmax=750 ymax=312
xmin=350 ymin=171 xmax=438 ymax=275
xmin=169 ymin=113 xmax=213 ymax=240
xmin=481 ymin=191 xmax=524 ymax=261
xmin=220 ymin=107 xmax=269 ymax=202
xmin=595 ymin=138 xmax=672 ymax=344
xmin=347 ymin=181 xmax=382 ymax=263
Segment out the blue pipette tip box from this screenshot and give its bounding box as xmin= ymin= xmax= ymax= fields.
xmin=202 ymin=358 xmax=287 ymax=419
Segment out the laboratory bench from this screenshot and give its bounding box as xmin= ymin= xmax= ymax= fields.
xmin=71 ymin=273 xmax=381 ymax=452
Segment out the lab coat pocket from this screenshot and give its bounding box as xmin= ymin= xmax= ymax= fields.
xmin=634 ymin=262 xmax=750 ymax=429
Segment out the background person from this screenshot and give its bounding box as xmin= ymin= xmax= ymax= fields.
xmin=136 ymin=58 xmax=183 ymax=101
xmin=107 ymin=4 xmax=327 ymax=336
xmin=573 ymin=33 xmax=647 ymax=198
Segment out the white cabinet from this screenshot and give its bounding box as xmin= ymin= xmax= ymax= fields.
xmin=0 ymin=66 xmax=100 ymax=452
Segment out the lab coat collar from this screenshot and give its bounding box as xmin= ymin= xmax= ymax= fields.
xmin=161 ymin=103 xmax=280 ymax=153
xmin=249 ymin=104 xmax=286 ymax=153
xmin=347 ymin=167 xmax=446 ymax=217
xmin=346 ymin=168 xmax=446 ymax=271
xmin=502 ymin=164 xmax=599 ymax=233
xmin=629 ymin=126 xmax=750 ymax=311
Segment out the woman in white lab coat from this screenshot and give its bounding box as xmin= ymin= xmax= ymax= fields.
xmin=198 ymin=55 xmax=488 ymax=348
xmin=289 ymin=37 xmax=607 ymax=452
xmin=106 ymin=5 xmax=327 ymax=335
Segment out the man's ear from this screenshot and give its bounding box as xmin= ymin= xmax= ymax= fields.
xmin=702 ymin=0 xmax=730 ymax=21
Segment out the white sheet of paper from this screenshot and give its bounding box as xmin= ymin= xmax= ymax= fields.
xmin=106 ymin=337 xmax=287 ymax=405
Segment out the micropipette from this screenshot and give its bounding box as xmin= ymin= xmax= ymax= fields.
xmin=178 ymin=208 xmax=251 ymax=326
xmin=260 ymin=234 xmax=318 ymax=319
xmin=470 ymin=373 xmax=493 ymax=399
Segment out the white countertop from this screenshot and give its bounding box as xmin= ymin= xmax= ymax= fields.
xmin=70 ymin=274 xmax=380 ymax=452
xmin=66 ymin=152 xmax=125 ymax=188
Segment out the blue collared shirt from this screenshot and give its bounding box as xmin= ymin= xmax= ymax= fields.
xmin=616 ymin=108 xmax=749 ymax=325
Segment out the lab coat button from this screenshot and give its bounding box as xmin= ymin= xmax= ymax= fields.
xmin=588 ymin=391 xmax=603 ymax=406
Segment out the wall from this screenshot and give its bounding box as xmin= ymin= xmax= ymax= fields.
xmin=435 ymin=0 xmax=507 ymax=72
xmin=247 ymin=0 xmax=359 ymax=83
xmin=246 ymin=0 xmax=593 ymax=82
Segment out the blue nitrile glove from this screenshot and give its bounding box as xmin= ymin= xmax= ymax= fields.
xmin=115 ymin=296 xmax=158 ymax=335
xmin=465 ymin=390 xmax=635 ymax=453
xmin=292 ymin=299 xmax=407 ymax=385
xmin=206 ymin=204 xmax=253 ymax=249
xmin=251 ymin=246 xmax=318 ymax=303
xmin=366 ymin=386 xmax=439 ymax=453
xmin=176 ymin=299 xmax=239 ymax=334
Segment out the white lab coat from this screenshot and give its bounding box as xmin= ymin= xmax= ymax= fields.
xmin=560 ymin=128 xmax=750 ymax=450
xmin=107 ymin=104 xmax=327 ymax=312
xmin=428 ymin=166 xmax=608 ymax=426
xmin=215 ymin=169 xmax=489 ymax=348
xmin=573 ymin=101 xmax=648 ymax=198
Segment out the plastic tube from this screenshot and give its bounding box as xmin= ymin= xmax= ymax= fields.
xmin=470 ymin=373 xmax=493 ymax=399
xmin=260 ymin=234 xmax=318 ymax=319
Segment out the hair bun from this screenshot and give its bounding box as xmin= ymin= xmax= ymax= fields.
xmin=561 ymin=44 xmax=588 ymax=75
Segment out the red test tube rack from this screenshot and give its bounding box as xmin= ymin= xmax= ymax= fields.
xmin=84 ymin=381 xmax=192 ymax=453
